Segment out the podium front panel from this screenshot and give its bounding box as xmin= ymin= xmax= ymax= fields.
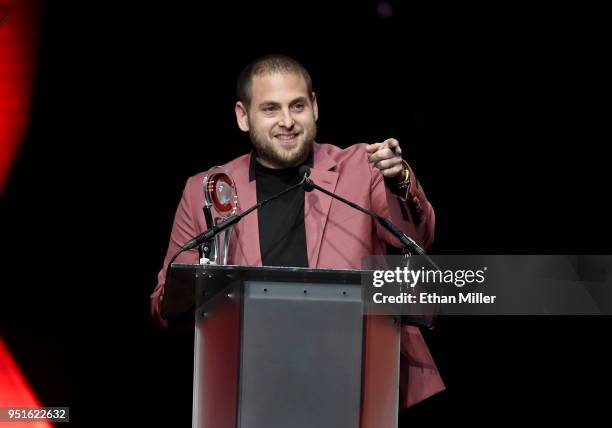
xmin=237 ymin=281 xmax=363 ymax=428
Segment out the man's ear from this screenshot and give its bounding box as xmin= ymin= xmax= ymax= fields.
xmin=235 ymin=101 xmax=250 ymax=132
xmin=311 ymin=92 xmax=319 ymax=122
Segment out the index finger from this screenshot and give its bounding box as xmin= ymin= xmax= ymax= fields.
xmin=384 ymin=138 xmax=401 ymax=155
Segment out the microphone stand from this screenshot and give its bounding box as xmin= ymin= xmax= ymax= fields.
xmin=304 ymin=177 xmax=440 ymax=270
xmin=303 ymin=174 xmax=441 ymax=329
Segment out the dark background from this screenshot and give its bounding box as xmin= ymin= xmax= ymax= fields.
xmin=1 ymin=1 xmax=610 ymax=426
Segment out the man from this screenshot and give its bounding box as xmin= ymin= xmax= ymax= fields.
xmin=151 ymin=54 xmax=444 ymax=408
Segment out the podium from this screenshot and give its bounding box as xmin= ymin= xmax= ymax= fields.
xmin=162 ymin=264 xmax=400 ymax=428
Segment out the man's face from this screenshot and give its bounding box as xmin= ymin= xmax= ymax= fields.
xmin=235 ymin=72 xmax=318 ymax=169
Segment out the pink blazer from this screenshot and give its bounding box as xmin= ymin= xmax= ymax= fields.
xmin=151 ymin=142 xmax=445 ymax=408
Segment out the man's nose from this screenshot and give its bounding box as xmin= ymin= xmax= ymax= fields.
xmin=278 ymin=108 xmax=295 ymax=128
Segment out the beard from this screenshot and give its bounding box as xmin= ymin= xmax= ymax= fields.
xmin=249 ymin=121 xmax=317 ymax=169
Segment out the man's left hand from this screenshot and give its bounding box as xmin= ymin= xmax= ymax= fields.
xmin=366 ymin=138 xmax=405 ymax=179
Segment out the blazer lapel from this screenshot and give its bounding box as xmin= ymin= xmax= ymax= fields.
xmin=305 ymin=144 xmax=338 ymax=267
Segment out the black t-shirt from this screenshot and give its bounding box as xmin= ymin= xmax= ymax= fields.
xmin=254 ymin=157 xmax=310 ymax=268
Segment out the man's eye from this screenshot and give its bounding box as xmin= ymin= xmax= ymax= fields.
xmin=292 ymin=104 xmax=304 ymax=111
xmin=262 ymin=106 xmax=276 ymax=113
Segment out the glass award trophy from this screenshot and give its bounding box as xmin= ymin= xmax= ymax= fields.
xmin=201 ymin=166 xmax=238 ymax=264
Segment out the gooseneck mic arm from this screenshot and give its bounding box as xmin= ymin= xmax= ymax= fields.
xmin=170 ymin=171 xmax=309 ymax=264
xmin=298 ymin=165 xmax=439 ymax=270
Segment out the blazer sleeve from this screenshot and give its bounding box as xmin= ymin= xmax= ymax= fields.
xmin=150 ymin=176 xmax=203 ymax=329
xmin=370 ymin=160 xmax=435 ymax=250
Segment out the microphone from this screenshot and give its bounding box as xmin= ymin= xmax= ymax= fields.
xmin=299 ymin=165 xmax=434 ymax=261
xmin=299 ymin=165 xmax=314 ymax=192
